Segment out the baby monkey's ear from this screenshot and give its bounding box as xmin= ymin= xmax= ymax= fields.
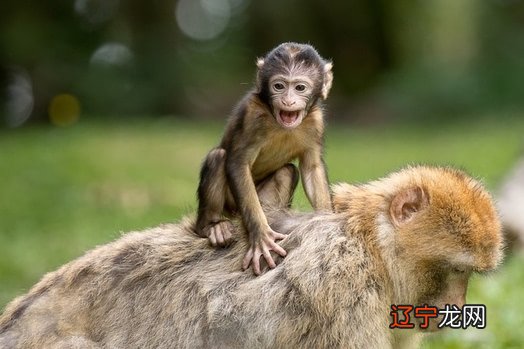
xmin=255 ymin=58 xmax=265 ymax=92
xmin=321 ymin=62 xmax=333 ymax=100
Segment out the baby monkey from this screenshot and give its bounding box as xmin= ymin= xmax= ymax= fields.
xmin=196 ymin=42 xmax=333 ymax=275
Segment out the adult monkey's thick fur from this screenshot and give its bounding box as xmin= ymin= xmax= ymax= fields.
xmin=0 ymin=166 xmax=503 ymax=349
xmin=196 ymin=42 xmax=333 ymax=275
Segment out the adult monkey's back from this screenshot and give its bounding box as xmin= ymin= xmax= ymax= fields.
xmin=0 ymin=166 xmax=503 ymax=349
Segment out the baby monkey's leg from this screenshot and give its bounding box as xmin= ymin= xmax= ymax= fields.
xmin=197 ymin=149 xmax=298 ymax=255
xmin=196 ymin=148 xmax=234 ymax=247
xmin=257 ymin=163 xmax=299 ymax=211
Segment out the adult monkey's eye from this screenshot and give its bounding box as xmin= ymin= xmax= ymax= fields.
xmin=452 ymin=267 xmax=467 ymax=274
xmin=273 ymin=83 xmax=285 ymax=90
xmin=295 ymin=84 xmax=306 ymax=92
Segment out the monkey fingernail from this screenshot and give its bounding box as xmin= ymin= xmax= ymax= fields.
xmin=267 ymin=259 xmax=276 ymax=269
xmin=216 ymin=234 xmax=224 ymax=246
xmin=272 ymin=245 xmax=287 ymax=257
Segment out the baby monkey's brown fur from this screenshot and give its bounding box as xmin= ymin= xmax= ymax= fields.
xmin=196 ymin=42 xmax=333 ymax=274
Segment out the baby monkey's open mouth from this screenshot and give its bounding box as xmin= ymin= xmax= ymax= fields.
xmin=277 ymin=109 xmax=303 ymax=129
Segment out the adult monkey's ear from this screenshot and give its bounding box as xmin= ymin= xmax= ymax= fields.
xmin=255 ymin=58 xmax=265 ymax=92
xmin=321 ymin=62 xmax=333 ymax=100
xmin=389 ymin=186 xmax=429 ymax=227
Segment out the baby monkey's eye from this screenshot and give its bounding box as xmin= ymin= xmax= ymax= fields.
xmin=295 ymin=84 xmax=306 ymax=92
xmin=273 ymin=83 xmax=285 ymax=90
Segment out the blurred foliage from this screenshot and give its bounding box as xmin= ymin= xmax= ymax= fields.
xmin=1 ymin=0 xmax=524 ymax=127
xmin=0 ymin=118 xmax=523 ymax=347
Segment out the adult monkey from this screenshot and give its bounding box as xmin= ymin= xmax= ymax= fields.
xmin=0 ymin=166 xmax=503 ymax=349
xmin=196 ymin=42 xmax=333 ymax=275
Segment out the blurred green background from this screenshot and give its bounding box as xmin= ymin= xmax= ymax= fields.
xmin=1 ymin=1 xmax=524 ymax=348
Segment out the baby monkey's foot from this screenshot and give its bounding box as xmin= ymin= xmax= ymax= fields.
xmin=204 ymin=220 xmax=234 ymax=247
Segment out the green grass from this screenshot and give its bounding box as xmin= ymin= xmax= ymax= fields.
xmin=1 ymin=116 xmax=523 ymax=347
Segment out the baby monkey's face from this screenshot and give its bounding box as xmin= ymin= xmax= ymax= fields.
xmin=269 ymin=74 xmax=313 ymax=129
xmin=255 ymin=42 xmax=332 ymax=129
